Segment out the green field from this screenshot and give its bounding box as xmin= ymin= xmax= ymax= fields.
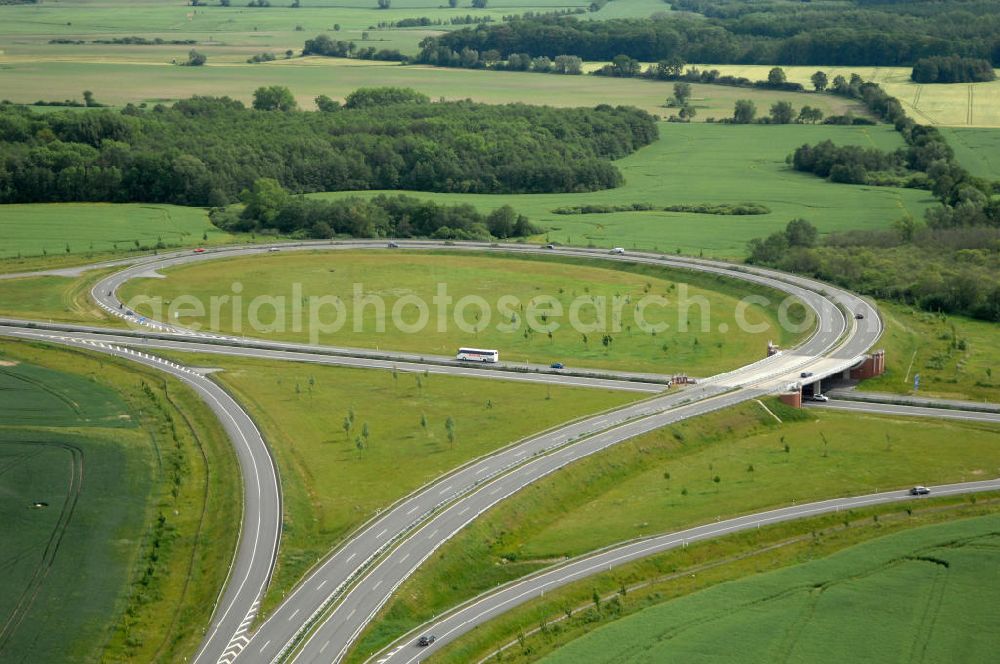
xmin=124 ymin=250 xmax=811 ymax=375
xmin=864 ymin=301 xmax=1000 ymax=403
xmin=696 ymin=64 xmax=1000 ymax=128
xmin=311 ymin=123 xmax=933 ymax=256
xmin=0 ymin=351 xmax=148 ymax=664
xmin=540 ymin=513 xmax=1000 ymax=663
xmin=940 ymin=127 xmax=1000 ymax=180
xmin=346 ymin=400 xmax=1000 ymax=661
xmin=0 ymin=340 xmax=239 ymax=662
xmin=0 ymin=56 xmax=869 ymax=118
xmin=0 ymin=267 xmax=127 ymax=324
xmin=0 ymin=0 xmax=593 ymax=54
xmin=0 ymin=123 xmax=922 ymax=268
xmin=0 ymin=0 xmax=666 ymax=78
xmin=430 ymin=495 xmax=999 ymax=664
xmin=0 ymin=202 xmax=232 ymax=260
xmin=156 ymin=351 xmax=640 ymax=614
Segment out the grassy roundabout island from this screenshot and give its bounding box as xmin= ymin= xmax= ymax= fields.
xmin=123 ymin=250 xmax=813 ymax=376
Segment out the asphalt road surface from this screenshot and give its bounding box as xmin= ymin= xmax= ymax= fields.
xmin=372 ymin=478 xmax=1000 ymax=664
xmin=1 ymin=240 xmax=884 ymax=664
xmin=811 ymin=398 xmax=1000 ymax=425
xmin=122 ymin=242 xmax=871 ymax=664
xmin=0 ymin=321 xmax=667 ymax=394
xmin=0 ymin=325 xmax=282 ymax=664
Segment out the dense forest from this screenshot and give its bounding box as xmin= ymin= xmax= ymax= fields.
xmin=421 ymin=0 xmax=1000 ymax=66
xmin=213 ymin=182 xmax=539 ymax=241
xmin=0 ymin=88 xmax=657 ymax=206
xmin=747 ymin=220 xmax=1000 ymax=322
xmin=911 ymin=56 xmax=996 ymax=83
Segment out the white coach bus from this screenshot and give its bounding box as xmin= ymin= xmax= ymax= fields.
xmin=456 ymin=347 xmax=500 ymax=363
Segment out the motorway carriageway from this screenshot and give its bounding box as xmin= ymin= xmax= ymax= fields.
xmin=1 ymin=240 xmax=881 ymax=663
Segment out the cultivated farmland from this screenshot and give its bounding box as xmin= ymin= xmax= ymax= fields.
xmin=346 ymin=400 xmax=1000 ymax=661
xmin=540 ymin=513 xmax=1000 ymax=664
xmin=0 ymin=341 xmax=238 ymax=663
xmin=0 ymin=202 xmax=230 ymax=259
xmin=313 ymin=123 xmax=934 ymax=256
xmin=693 ymin=64 xmax=1000 ymax=128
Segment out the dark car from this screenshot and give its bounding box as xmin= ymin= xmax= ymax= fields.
xmin=417 ymin=635 xmax=436 ymax=647
xmin=388 ymin=241 xmax=399 ymax=248
xmin=909 ymin=486 xmax=930 ymax=496
xmin=800 ymin=371 xmax=813 ymax=378
xmin=855 ymin=313 xmax=865 ymax=319
xmin=550 ymin=362 xmax=565 ymax=369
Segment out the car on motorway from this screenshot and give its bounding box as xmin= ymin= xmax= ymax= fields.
xmin=193 ymin=247 xmax=206 ymax=253
xmin=808 ymin=393 xmax=829 ymax=402
xmin=610 ymin=247 xmax=626 ymax=255
xmin=800 ymin=371 xmax=814 ymax=378
xmin=544 ymin=243 xmax=556 ymax=249
xmin=550 ymin=362 xmax=565 ymax=369
xmin=417 ymin=635 xmax=436 ymax=647
xmin=267 ymin=247 xmax=280 ymax=252
xmin=388 ymin=241 xmax=399 ymax=248
xmin=855 ymin=312 xmax=865 ymax=319
xmin=909 ymin=485 xmax=931 ymax=496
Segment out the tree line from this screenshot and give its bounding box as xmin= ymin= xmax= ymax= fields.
xmin=420 ymin=4 xmax=1000 ymax=67
xmin=788 ymin=72 xmax=998 ymax=206
xmin=911 ymin=56 xmax=996 ymax=84
xmin=748 ymin=68 xmax=1000 ymax=321
xmin=0 ymin=88 xmax=657 ymax=206
xmin=213 ymin=181 xmax=539 ymax=241
xmin=748 ymin=219 xmax=1000 ymax=322
xmin=302 ymin=35 xmax=406 ymax=62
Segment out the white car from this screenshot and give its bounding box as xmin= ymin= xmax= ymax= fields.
xmin=610 ymin=247 xmax=625 ymax=255
xmin=809 ymin=394 xmax=829 ymax=402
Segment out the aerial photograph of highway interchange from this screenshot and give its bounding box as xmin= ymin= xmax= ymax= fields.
xmin=1 ymin=0 xmax=1000 ymax=662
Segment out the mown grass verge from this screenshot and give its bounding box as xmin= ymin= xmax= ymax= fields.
xmin=863 ymin=300 xmax=1000 ymax=403
xmin=432 ymin=495 xmax=1000 ymax=664
xmin=0 ymin=267 xmax=124 ymax=325
xmin=344 ymin=398 xmax=1000 ymax=662
xmin=0 ymin=340 xmax=240 ymax=662
xmin=152 ymin=351 xmax=642 ymax=617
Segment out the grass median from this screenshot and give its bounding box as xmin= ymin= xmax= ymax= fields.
xmin=430 ymin=496 xmax=1000 ymax=664
xmin=153 ymin=351 xmax=643 ymax=616
xmin=345 ymin=399 xmax=1000 ymax=662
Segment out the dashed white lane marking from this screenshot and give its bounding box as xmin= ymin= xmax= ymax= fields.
xmin=376 ymin=645 xmax=405 ymax=663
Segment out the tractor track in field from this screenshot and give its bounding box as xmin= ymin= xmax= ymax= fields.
xmin=0 ymin=442 xmax=84 ymax=656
